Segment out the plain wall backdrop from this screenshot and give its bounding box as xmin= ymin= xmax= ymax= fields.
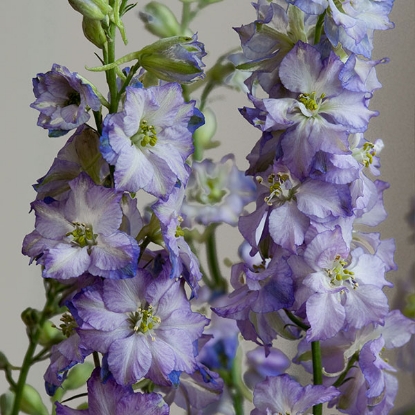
xmin=1 ymin=1 xmax=414 ymax=413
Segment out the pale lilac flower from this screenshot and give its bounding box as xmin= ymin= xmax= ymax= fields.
xmin=239 ymin=163 xmax=352 ymax=253
xmin=31 ymin=64 xmax=101 ymax=137
xmin=152 ymin=182 xmax=202 ymax=297
xmin=235 ymin=0 xmax=315 ymax=93
xmin=22 ymin=173 xmax=139 ymax=280
xmin=244 ymin=346 xmax=291 ymax=390
xmin=72 ymin=268 xmax=209 ymax=386
xmin=100 ymin=83 xmax=199 ymax=198
xmin=289 ymin=227 xmax=390 ymax=341
xmin=251 ymin=374 xmax=340 ymax=415
xmin=56 ymin=368 xmax=169 ymax=415
xmin=182 ymin=154 xmax=256 ymax=227
xmin=242 ymin=42 xmax=378 ymax=178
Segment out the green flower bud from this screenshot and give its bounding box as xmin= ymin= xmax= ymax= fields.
xmin=68 ymin=0 xmax=111 ymax=20
xmin=137 ymin=35 xmax=206 ymax=84
xmin=0 ymin=392 xmax=14 ymax=415
xmin=20 ymin=308 xmax=41 ymax=330
xmin=38 ymin=320 xmax=65 ymax=347
xmin=63 ymin=362 xmax=94 ymax=390
xmin=0 ymin=351 xmax=9 ymax=370
xmin=139 ymin=2 xmax=181 ymax=38
xmin=19 ymin=385 xmax=49 ymax=415
xmin=82 ymin=16 xmax=107 ymax=48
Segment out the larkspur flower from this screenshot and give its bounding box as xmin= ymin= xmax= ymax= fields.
xmin=152 ymin=181 xmax=202 ymax=297
xmin=100 ymin=83 xmax=200 ymax=198
xmin=33 ymin=125 xmax=110 ymax=201
xmin=251 ymin=374 xmax=340 ymax=415
xmin=22 ymin=173 xmax=139 ymax=280
xmin=31 ymin=64 xmax=101 ymax=137
xmin=235 ymin=0 xmax=315 ymax=94
xmin=239 ymin=162 xmax=352 ymax=253
xmin=182 ymin=154 xmax=256 ymax=227
xmin=72 ymin=267 xmax=209 ymax=386
xmin=288 ymin=227 xmax=390 ymax=341
xmin=242 ymin=42 xmax=378 ymax=178
xmin=56 ymin=368 xmax=169 ymax=415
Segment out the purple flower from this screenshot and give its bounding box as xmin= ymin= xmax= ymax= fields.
xmin=31 ymin=64 xmax=101 ymax=137
xmin=55 ymin=368 xmax=169 ymax=415
xmin=152 ymin=182 xmax=202 ymax=297
xmin=137 ymin=34 xmax=206 ymax=84
xmin=244 ymin=346 xmax=291 ymax=390
xmin=72 ymin=268 xmax=209 ymax=386
xmin=100 ymin=83 xmax=198 ymax=198
xmin=325 ymin=0 xmax=395 ymax=58
xmin=239 ymin=163 xmax=352 ymax=253
xmin=33 ymin=125 xmax=110 ymax=201
xmin=22 ymin=173 xmax=139 ymax=280
xmin=289 ymin=227 xmax=390 ymax=341
xmin=182 ymin=154 xmax=256 ymax=227
xmin=235 ymin=0 xmax=316 ymax=94
xmin=242 ymin=42 xmax=378 ymax=178
xmin=251 ymin=374 xmax=340 ymax=415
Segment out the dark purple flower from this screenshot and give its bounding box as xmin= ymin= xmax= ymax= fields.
xmin=72 ymin=269 xmax=209 ymax=386
xmin=251 ymin=374 xmax=340 ymax=415
xmin=22 ymin=173 xmax=139 ymax=280
xmin=100 ymin=83 xmax=197 ymax=198
xmin=31 ymin=64 xmax=101 ymax=137
xmin=55 ymin=368 xmax=169 ymax=415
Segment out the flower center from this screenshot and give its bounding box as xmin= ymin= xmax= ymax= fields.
xmin=57 ymin=313 xmax=77 ymax=338
xmin=128 ymin=305 xmax=161 ymax=339
xmin=257 ymin=172 xmax=292 ymax=206
xmin=325 ymin=255 xmax=357 ymax=288
xmin=298 ymin=91 xmax=325 ymax=114
xmin=65 ymin=91 xmax=81 ymax=107
xmin=175 ymin=216 xmax=185 ymax=238
xmin=66 ymin=222 xmax=97 ymax=248
xmin=131 ymin=119 xmax=158 ymax=148
xmin=352 ymin=142 xmax=375 ymax=167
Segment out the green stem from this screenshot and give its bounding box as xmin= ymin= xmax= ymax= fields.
xmin=11 ymin=296 xmax=55 ymax=415
xmin=284 ymin=309 xmax=310 ymax=331
xmin=311 ymin=341 xmax=323 ymax=415
xmin=103 ymin=16 xmax=118 ymax=113
xmin=332 ymin=353 xmax=359 ymax=388
xmin=180 ymin=2 xmax=192 ymax=34
xmin=205 ymin=225 xmax=227 ymax=293
xmin=313 ymin=12 xmax=326 ymax=45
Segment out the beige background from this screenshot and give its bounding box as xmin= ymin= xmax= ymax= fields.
xmin=0 ymin=0 xmax=414 ymax=413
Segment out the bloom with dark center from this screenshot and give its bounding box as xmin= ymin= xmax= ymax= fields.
xmin=31 ymin=64 xmax=101 ymax=137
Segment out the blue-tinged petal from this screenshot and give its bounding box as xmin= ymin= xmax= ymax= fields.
xmin=268 ymin=202 xmax=309 ymax=252
xmin=306 ymin=292 xmax=346 ymax=341
xmin=344 ymin=284 xmax=388 ymax=329
xmin=103 ymin=277 xmax=145 ymax=313
xmin=43 ymin=244 xmax=91 ymax=280
xmin=108 ymin=335 xmax=152 ymax=385
xmin=33 ymin=200 xmax=72 ymax=239
xmin=89 ymin=233 xmax=138 ymax=277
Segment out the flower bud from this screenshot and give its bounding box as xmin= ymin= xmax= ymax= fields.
xmin=0 ymin=391 xmax=13 ymax=415
xmin=0 ymin=351 xmax=9 ymax=370
xmin=63 ymin=362 xmax=94 ymax=390
xmin=18 ymin=385 xmax=49 ymax=415
xmin=139 ymin=2 xmax=181 ymax=38
xmin=38 ymin=320 xmax=65 ymax=347
xmin=137 ymin=34 xmax=206 ymax=83
xmin=68 ymin=0 xmax=111 ymax=20
xmin=82 ymin=16 xmax=107 ymax=48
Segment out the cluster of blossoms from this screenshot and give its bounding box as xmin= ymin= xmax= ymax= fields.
xmin=213 ymin=0 xmax=415 ymax=413
xmin=7 ymin=0 xmax=414 ymax=415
